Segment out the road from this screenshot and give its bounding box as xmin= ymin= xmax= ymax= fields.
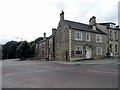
xmin=2 ymin=59 xmax=118 ymax=88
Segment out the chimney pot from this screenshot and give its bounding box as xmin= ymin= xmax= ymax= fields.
xmin=44 ymin=32 xmax=46 ymax=38
xmin=60 ymin=10 xmax=64 ymax=21
xmin=89 ymin=16 xmax=96 ymax=25
xmin=52 ymin=28 xmax=56 ymax=35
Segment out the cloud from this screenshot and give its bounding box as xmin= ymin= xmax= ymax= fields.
xmin=0 ymin=0 xmax=119 ymax=44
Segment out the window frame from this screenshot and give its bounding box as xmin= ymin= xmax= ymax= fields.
xmin=109 ymin=31 xmax=112 ymax=39
xmin=74 ymin=31 xmax=83 ymax=41
xmin=109 ymin=44 xmax=112 ymax=52
xmin=86 ymin=33 xmax=91 ymax=41
xmin=74 ymin=46 xmax=83 ymax=55
xmin=115 ymin=32 xmax=117 ymax=41
xmin=96 ymin=47 xmax=102 ymax=55
xmin=96 ymin=34 xmax=102 ymax=42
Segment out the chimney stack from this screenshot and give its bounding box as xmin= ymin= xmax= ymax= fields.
xmin=89 ymin=16 xmax=96 ymax=25
xmin=60 ymin=10 xmax=64 ymax=21
xmin=52 ymin=28 xmax=56 ymax=35
xmin=44 ymin=32 xmax=46 ymax=38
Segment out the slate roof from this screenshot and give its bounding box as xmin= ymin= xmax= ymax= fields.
xmin=98 ymin=22 xmax=116 ymax=26
xmin=64 ymin=20 xmax=106 ymax=35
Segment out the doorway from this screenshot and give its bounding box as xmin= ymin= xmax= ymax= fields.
xmin=86 ymin=46 xmax=91 ymax=59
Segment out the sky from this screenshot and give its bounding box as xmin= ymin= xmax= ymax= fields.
xmin=118 ymin=1 xmax=120 ymax=26
xmin=0 ymin=0 xmax=119 ymax=44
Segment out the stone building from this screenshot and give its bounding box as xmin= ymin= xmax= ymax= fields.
xmin=0 ymin=45 xmax=2 ymax=60
xmin=35 ymin=33 xmax=49 ymax=60
xmin=97 ymin=22 xmax=120 ymax=57
xmin=35 ymin=11 xmax=120 ymax=61
xmin=35 ymin=29 xmax=56 ymax=60
xmin=48 ymin=28 xmax=56 ymax=60
xmin=54 ymin=12 xmax=107 ymax=61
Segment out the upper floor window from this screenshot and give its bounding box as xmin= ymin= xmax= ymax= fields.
xmin=115 ymin=32 xmax=118 ymax=41
xmin=96 ymin=34 xmax=102 ymax=42
xmin=96 ymin=47 xmax=102 ymax=55
xmin=109 ymin=31 xmax=112 ymax=39
xmin=86 ymin=33 xmax=90 ymax=41
xmin=75 ymin=46 xmax=83 ymax=55
xmin=74 ymin=31 xmax=83 ymax=41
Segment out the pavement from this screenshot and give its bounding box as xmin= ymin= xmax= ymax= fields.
xmin=53 ymin=58 xmax=119 ymax=65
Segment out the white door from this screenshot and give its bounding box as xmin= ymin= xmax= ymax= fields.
xmin=86 ymin=47 xmax=91 ymax=59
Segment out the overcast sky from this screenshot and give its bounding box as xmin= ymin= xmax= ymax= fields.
xmin=0 ymin=0 xmax=119 ymax=44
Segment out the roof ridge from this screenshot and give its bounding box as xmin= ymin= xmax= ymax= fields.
xmin=64 ymin=20 xmax=89 ymax=26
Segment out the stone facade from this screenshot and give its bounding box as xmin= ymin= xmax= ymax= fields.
xmin=35 ymin=33 xmax=49 ymax=60
xmin=35 ymin=11 xmax=120 ymax=61
xmin=97 ymin=23 xmax=120 ymax=57
xmin=48 ymin=29 xmax=56 ymax=60
xmin=0 ymin=45 xmax=2 ymax=60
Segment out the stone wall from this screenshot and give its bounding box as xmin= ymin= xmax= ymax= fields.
xmin=54 ymin=21 xmax=69 ymax=61
xmin=70 ymin=29 xmax=107 ymax=61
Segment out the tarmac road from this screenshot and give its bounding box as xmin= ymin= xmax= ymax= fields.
xmin=2 ymin=59 xmax=118 ymax=88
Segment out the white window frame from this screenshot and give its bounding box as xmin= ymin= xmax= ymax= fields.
xmin=75 ymin=46 xmax=83 ymax=55
xmin=96 ymin=47 xmax=102 ymax=55
xmin=74 ymin=31 xmax=83 ymax=41
xmin=96 ymin=34 xmax=102 ymax=42
xmin=86 ymin=33 xmax=90 ymax=41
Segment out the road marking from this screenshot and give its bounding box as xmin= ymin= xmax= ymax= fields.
xmin=87 ymin=70 xmax=118 ymax=75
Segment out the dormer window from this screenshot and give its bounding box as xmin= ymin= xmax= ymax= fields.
xmin=110 ymin=23 xmax=116 ymax=28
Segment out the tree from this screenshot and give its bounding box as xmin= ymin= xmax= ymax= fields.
xmin=2 ymin=41 xmax=20 ymax=59
xmin=16 ymin=41 xmax=31 ymax=60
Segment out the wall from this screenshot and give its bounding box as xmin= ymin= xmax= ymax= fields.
xmin=70 ymin=29 xmax=107 ymax=61
xmin=97 ymin=24 xmax=119 ymax=57
xmin=54 ymin=21 xmax=69 ymax=61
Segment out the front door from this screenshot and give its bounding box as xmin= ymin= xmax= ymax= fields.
xmin=86 ymin=46 xmax=91 ymax=59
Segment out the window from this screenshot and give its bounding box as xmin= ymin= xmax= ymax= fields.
xmin=115 ymin=32 xmax=117 ymax=41
xmin=41 ymin=50 xmax=44 ymax=56
xmin=75 ymin=46 xmax=83 ymax=54
xmin=86 ymin=33 xmax=90 ymax=41
xmin=109 ymin=44 xmax=112 ymax=52
xmin=74 ymin=31 xmax=82 ymax=40
xmin=36 ymin=44 xmax=38 ymax=49
xmin=96 ymin=34 xmax=102 ymax=42
xmin=110 ymin=24 xmax=115 ymax=28
xmin=115 ymin=45 xmax=118 ymax=52
xmin=96 ymin=47 xmax=102 ymax=55
xmin=109 ymin=31 xmax=112 ymax=39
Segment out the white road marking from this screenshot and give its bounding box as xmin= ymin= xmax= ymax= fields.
xmin=87 ymin=70 xmax=118 ymax=75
